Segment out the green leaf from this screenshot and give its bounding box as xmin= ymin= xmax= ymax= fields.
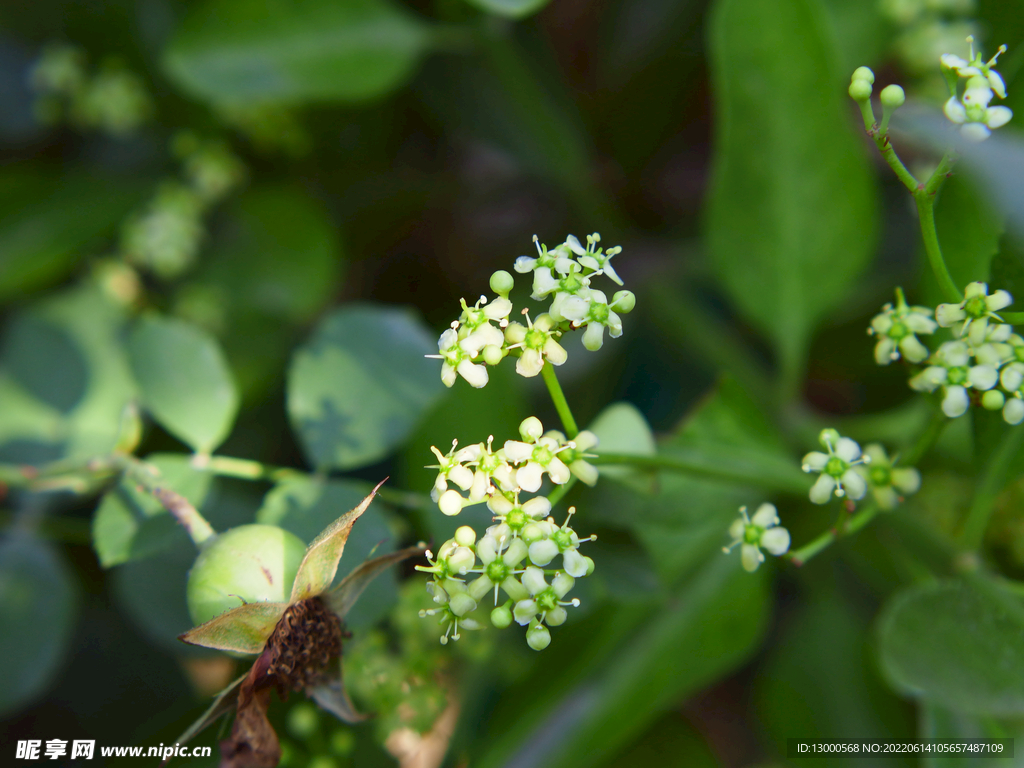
xmin=919 ymin=704 xmax=1022 ymax=768
xmin=878 ymin=579 xmax=1024 ymax=716
xmin=325 ymin=546 xmax=424 ymax=619
xmin=290 ymin=484 xmax=382 ymax=603
xmin=477 ymin=553 xmax=769 ymax=768
xmin=287 ymin=304 xmax=444 ymax=471
xmin=627 ymin=378 xmax=803 ymax=584
xmin=589 ymin=401 xmax=656 ymax=491
xmin=0 ymin=285 xmax=136 ymax=463
xmin=92 ymin=453 xmax=213 ymax=568
xmin=0 ymin=533 xmax=77 ymax=718
xmin=706 ymin=0 xmax=877 ymax=386
xmin=128 ymin=315 xmax=240 ymax=453
xmin=162 ymin=0 xmax=431 ymax=107
xmin=461 ymin=0 xmax=551 ymax=19
xmin=0 ymin=169 xmax=144 ymax=304
xmin=179 ymin=601 xmax=289 ymax=654
xmin=755 ymin=592 xmax=915 ymax=764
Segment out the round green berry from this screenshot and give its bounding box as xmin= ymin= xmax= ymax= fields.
xmin=186 ymin=524 xmax=306 ymax=626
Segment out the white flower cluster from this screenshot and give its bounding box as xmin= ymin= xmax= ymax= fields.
xmin=30 ymin=44 xmax=152 ymax=136
xmin=869 ymin=284 xmax=1023 ymax=422
xmin=120 ymin=134 xmax=245 ymax=280
xmin=941 ymin=37 xmax=1012 ymax=141
xmin=428 ymin=234 xmax=635 ymax=389
xmin=421 ymin=416 xmax=599 ymax=649
xmin=417 ymin=515 xmax=593 ymax=651
xmin=801 ymin=429 xmax=920 ymax=509
xmin=429 ymin=417 xmax=598 ymax=516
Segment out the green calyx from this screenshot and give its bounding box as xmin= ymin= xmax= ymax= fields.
xmin=743 ymin=525 xmax=761 ymax=545
xmin=887 ymin=320 xmax=909 ymax=340
xmin=536 ymin=588 xmax=559 ymax=612
xmin=486 ymin=560 xmax=511 ymax=583
xmin=870 ymin=466 xmax=892 ymax=487
xmin=552 ymin=529 xmax=574 ymax=551
xmin=825 ymin=456 xmax=848 ymax=478
xmin=947 ymin=367 xmax=968 ymax=386
xmin=505 ymin=508 xmax=527 ymax=532
xmin=964 ymin=295 xmax=989 ymax=319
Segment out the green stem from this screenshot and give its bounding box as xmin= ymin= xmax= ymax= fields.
xmin=546 ymin=476 xmax=577 ymax=508
xmin=902 ymin=406 xmax=949 ymax=466
xmin=787 ymin=502 xmax=880 ymax=566
xmin=196 ymin=455 xmax=305 ymax=483
xmin=961 ymin=425 xmax=1024 ymax=551
xmin=541 ymin=364 xmax=578 ymax=439
xmin=915 ymin=152 xmax=962 ymax=304
xmin=873 ymin=131 xmax=919 ymax=193
xmin=115 ymin=455 xmax=216 ymax=548
xmin=590 ymin=451 xmax=808 ymax=494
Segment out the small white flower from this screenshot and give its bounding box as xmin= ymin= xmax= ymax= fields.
xmin=935 ymin=282 xmax=1013 ymax=346
xmin=941 ymin=39 xmax=1012 ymax=140
xmin=504 ymin=418 xmax=573 ymax=492
xmin=855 ymin=444 xmax=921 ymax=510
xmin=723 ymin=503 xmax=790 ymax=572
xmin=910 ymin=340 xmax=1000 ymax=418
xmin=801 ymin=429 xmax=870 ymax=504
xmin=868 ymin=290 xmax=936 ymax=365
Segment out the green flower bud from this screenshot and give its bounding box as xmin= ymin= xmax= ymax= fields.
xmin=852 ymin=66 xmax=875 ymax=84
xmin=880 ymin=84 xmax=905 ymax=109
xmin=526 ymin=620 xmax=551 ymax=651
xmin=983 ymin=389 xmax=1006 ymax=410
xmin=489 ymin=270 xmax=515 ymax=296
xmin=491 ymin=604 xmax=513 ymax=628
xmin=611 ymin=290 xmax=636 ymax=313
xmin=454 ymin=525 xmax=476 ymax=547
xmin=186 ymin=524 xmax=306 ymax=627
xmin=848 ymin=79 xmax=872 ymax=102
xmin=482 ymin=344 xmax=504 ymax=367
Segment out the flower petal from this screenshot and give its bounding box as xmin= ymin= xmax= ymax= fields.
xmin=751 ymin=502 xmax=779 ymax=528
xmin=942 ymin=385 xmax=970 ymax=418
xmin=835 ymin=437 xmax=862 ymax=463
xmin=810 ymin=474 xmax=836 ymax=505
xmin=761 ymin=527 xmax=790 ymax=556
xmin=741 ymin=544 xmax=763 ymax=572
xmin=841 ymin=469 xmax=867 ymax=500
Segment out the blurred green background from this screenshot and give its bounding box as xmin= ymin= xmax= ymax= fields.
xmin=2 ymin=0 xmax=1024 ymax=766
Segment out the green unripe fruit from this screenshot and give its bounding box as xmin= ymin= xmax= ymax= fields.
xmin=187 ymin=524 xmax=307 ymax=626
xmin=848 ymin=79 xmax=872 ymax=102
xmin=526 ymin=621 xmax=551 ymax=651
xmin=491 ymin=605 xmax=513 ymax=628
xmin=880 ymin=84 xmax=905 ymax=109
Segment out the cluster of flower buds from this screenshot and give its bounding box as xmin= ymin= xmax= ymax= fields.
xmin=30 ymin=44 xmax=152 ymax=136
xmin=802 ymin=429 xmax=921 ymax=509
xmin=121 ymin=132 xmax=245 ymax=279
xmin=869 ymin=283 xmax=1023 ymax=423
xmin=428 ymin=234 xmax=635 ymax=389
xmin=416 ymin=513 xmax=593 ymax=650
xmin=429 ymin=417 xmax=600 ymax=517
xmin=941 ymin=37 xmax=1012 ymax=141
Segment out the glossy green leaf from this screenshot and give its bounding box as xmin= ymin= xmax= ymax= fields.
xmin=179 ymin=601 xmax=288 ymax=654
xmin=287 ymin=304 xmax=443 ymax=471
xmin=0 ymin=533 xmax=77 ymax=718
xmin=878 ymin=580 xmax=1024 ymax=715
xmin=461 ymin=0 xmax=551 ymax=19
xmin=706 ymin=0 xmax=877 ymax=384
xmin=128 ymin=315 xmax=239 ymax=453
xmin=478 ymin=553 xmax=769 ymax=768
xmin=92 ymin=453 xmax=213 ymax=568
xmin=0 ymin=169 xmax=144 ymax=304
xmin=0 ymin=285 xmax=136 ymax=463
xmin=162 ymin=0 xmax=430 ymax=106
